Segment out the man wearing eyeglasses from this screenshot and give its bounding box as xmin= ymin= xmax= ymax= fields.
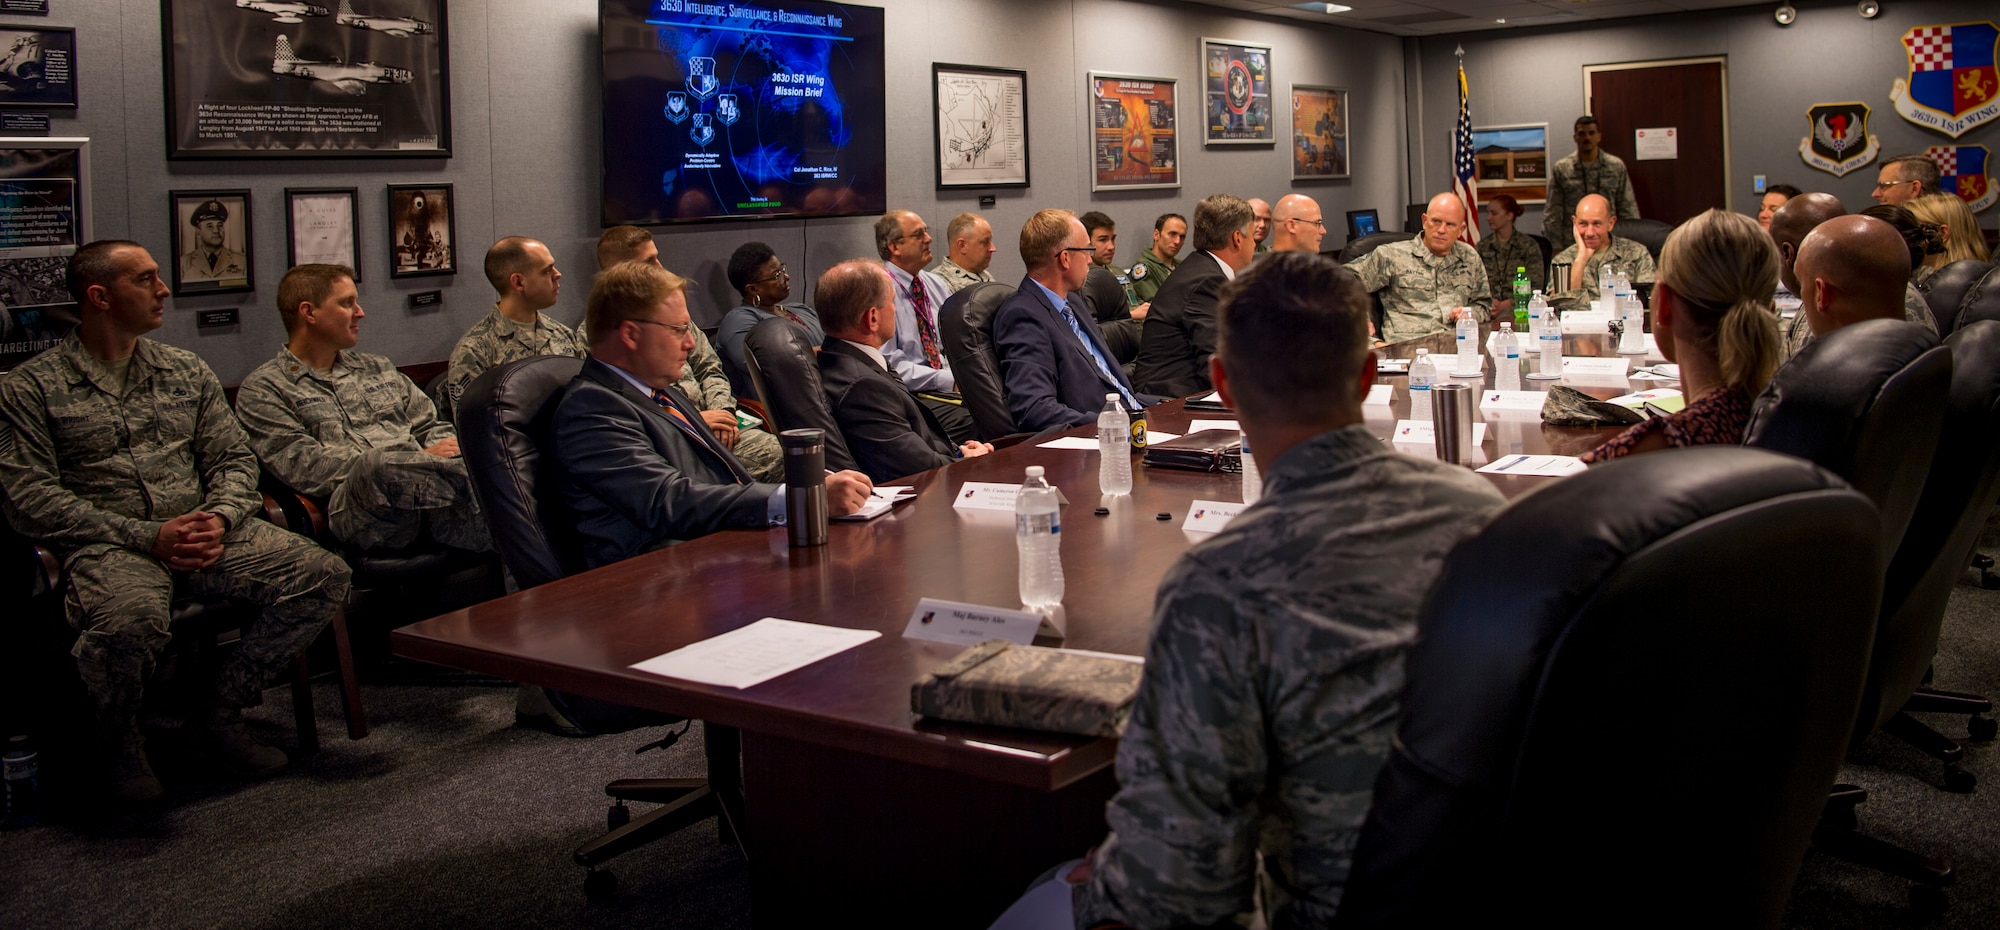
xmin=993 ymin=209 xmax=1155 ymax=431
xmin=1267 ymin=194 xmax=1326 ymax=254
xmin=1345 ymin=192 xmax=1493 ymax=343
xmin=873 ymin=209 xmax=975 ymax=443
xmin=1872 ymin=154 xmax=1940 ymax=206
xmin=555 ymin=262 xmax=873 ymax=570
xmin=1133 ymin=194 xmax=1262 ymax=398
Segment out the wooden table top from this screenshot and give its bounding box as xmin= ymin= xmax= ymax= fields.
xmin=390 ymin=328 xmax=1675 ymax=791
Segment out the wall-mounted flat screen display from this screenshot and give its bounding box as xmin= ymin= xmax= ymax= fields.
xmin=601 ymin=0 xmax=886 ymax=225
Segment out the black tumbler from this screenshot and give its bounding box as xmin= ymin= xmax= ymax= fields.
xmin=781 ymin=429 xmax=829 ymax=547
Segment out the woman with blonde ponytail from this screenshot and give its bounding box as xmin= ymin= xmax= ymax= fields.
xmin=1581 ymin=209 xmax=1783 ymax=462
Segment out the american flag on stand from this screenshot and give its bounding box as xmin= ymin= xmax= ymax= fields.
xmin=1451 ymin=49 xmax=1480 ymax=246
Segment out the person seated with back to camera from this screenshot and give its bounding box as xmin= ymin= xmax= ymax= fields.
xmin=991 ymin=251 xmax=1505 ymax=928
xmin=1580 ymin=210 xmax=1784 ymax=463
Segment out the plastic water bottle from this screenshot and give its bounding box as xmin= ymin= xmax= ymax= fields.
xmin=1409 ymin=349 xmax=1437 ymax=419
xmin=1597 ymin=264 xmax=1615 ymax=307
xmin=1530 ymin=311 xmax=1563 ymax=380
xmin=1613 ymin=271 xmax=1634 ymax=309
xmin=1512 ymin=266 xmax=1531 ymax=330
xmin=1097 ymin=394 xmax=1132 ymax=495
xmin=1239 ymin=430 xmax=1261 ymax=506
xmin=1454 ymin=313 xmax=1479 ymax=375
xmin=1527 ymin=290 xmax=1547 ymax=330
xmin=2 ymin=735 xmax=38 ymax=829
xmin=1619 ymin=294 xmax=1649 ymax=355
xmin=1494 ymin=323 xmax=1521 ymax=391
xmin=1016 ymin=466 xmax=1064 ymax=610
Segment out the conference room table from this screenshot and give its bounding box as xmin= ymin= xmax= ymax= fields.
xmin=390 ymin=325 xmax=1673 ymax=927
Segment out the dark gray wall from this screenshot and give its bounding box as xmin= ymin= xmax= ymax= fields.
xmin=59 ymin=0 xmax=1406 ymax=383
xmin=1413 ymin=0 xmax=2000 ymax=239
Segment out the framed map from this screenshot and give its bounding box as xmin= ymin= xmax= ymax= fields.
xmin=1089 ymin=72 xmax=1179 ymax=191
xmin=932 ymin=63 xmax=1028 ymax=189
xmin=1202 ymin=37 xmax=1272 ymax=145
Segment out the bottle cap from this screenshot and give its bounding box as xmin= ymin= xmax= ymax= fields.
xmin=1025 ymin=466 xmax=1044 ymax=478
xmin=1106 ymin=393 xmax=1119 ymax=402
xmin=1414 ymin=348 xmax=1428 ymax=355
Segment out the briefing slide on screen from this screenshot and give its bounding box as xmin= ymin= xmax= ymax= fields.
xmin=601 ymin=0 xmax=886 ymax=225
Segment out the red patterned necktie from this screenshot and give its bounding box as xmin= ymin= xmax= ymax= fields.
xmin=910 ymin=277 xmax=943 ymax=369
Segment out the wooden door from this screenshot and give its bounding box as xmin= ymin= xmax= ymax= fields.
xmin=1587 ymin=60 xmax=1728 ymax=225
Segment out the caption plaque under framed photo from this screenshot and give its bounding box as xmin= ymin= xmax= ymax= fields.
xmin=161 ymin=0 xmax=451 ymax=158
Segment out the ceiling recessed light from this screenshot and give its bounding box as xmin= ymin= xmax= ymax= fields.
xmin=1775 ymin=3 xmax=1797 ymax=24
xmin=1857 ymin=0 xmax=1880 ymax=18
xmin=1289 ymin=2 xmax=1352 ymax=12
xmin=1495 ymin=17 xmax=1506 ymax=22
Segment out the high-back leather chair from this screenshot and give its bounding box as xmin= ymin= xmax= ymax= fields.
xmin=1922 ymin=259 xmax=1992 ymax=338
xmin=1743 ymin=318 xmax=1950 ymax=565
xmin=1338 ymin=232 xmax=1417 ymax=339
xmin=456 ymin=355 xmax=586 ymax=589
xmin=455 ymin=354 xmax=741 ymax=901
xmin=741 ymin=316 xmax=855 ymax=473
xmin=937 ymin=280 xmax=1019 ymax=441
xmin=1951 ymin=263 xmax=2000 ymax=331
xmin=1337 ymin=447 xmax=1880 ymax=928
xmin=1615 ymin=217 xmax=1673 ymax=261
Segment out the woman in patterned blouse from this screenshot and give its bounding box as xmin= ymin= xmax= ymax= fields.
xmin=1475 ymin=195 xmax=1546 ymax=317
xmin=1581 ymin=210 xmax=1784 ymax=463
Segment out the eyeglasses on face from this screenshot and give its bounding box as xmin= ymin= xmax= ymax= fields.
xmin=1061 ymin=246 xmax=1096 ymax=257
xmin=630 ymin=318 xmax=693 ymax=338
xmin=754 ymin=264 xmax=790 ymax=285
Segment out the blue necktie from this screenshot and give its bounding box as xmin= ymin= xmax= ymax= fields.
xmin=1054 ymin=296 xmax=1140 ymax=410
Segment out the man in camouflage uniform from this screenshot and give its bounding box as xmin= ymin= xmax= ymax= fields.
xmin=1003 ymin=252 xmax=1504 ymax=927
xmin=1787 ymin=214 xmax=1937 ymax=358
xmin=0 ymin=241 xmax=350 ymax=803
xmin=1549 ymin=194 xmax=1656 ymax=308
xmin=929 ymin=212 xmax=998 ymax=294
xmin=1346 ymin=192 xmax=1492 ymax=342
xmin=442 ymin=236 xmax=583 ymax=414
xmin=236 ymin=264 xmax=490 ymax=554
xmin=596 ymin=226 xmax=782 ymax=483
xmin=1127 ymin=213 xmax=1185 ymax=307
xmin=1544 ymin=115 xmax=1641 ymax=253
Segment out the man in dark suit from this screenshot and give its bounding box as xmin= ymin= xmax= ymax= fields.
xmin=993 ymin=209 xmax=1155 ymax=432
xmin=554 ymin=261 xmax=873 ymax=570
xmin=817 ymin=259 xmax=993 ymax=483
xmin=1131 ymin=194 xmax=1258 ymax=398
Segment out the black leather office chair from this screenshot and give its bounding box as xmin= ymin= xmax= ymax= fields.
xmin=1338 ymin=232 xmax=1416 ymax=340
xmin=741 ymin=316 xmax=856 ymax=472
xmin=457 ymin=355 xmax=743 ymax=902
xmin=938 ymin=280 xmax=1020 ymax=441
xmin=1337 ymin=447 xmax=1880 ymax=928
xmin=1616 ymin=217 xmax=1673 ymax=261
xmin=1921 ymin=259 xmax=1992 ymax=338
xmin=1951 ymin=263 xmax=2000 ymax=330
xmin=1081 ymin=266 xmax=1141 ymax=365
xmin=1527 ymin=232 xmax=1552 ymax=280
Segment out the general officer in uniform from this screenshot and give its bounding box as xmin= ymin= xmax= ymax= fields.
xmin=1544 ymin=115 xmax=1642 ymax=252
xmin=596 ymin=226 xmax=782 ymax=483
xmin=1549 ymin=194 xmax=1656 ymax=308
xmin=179 ymin=199 xmax=247 ymax=283
xmin=1345 ymin=192 xmax=1492 ymax=342
xmin=236 ymin=264 xmax=491 ymax=554
xmin=0 ymin=241 xmax=350 ymax=803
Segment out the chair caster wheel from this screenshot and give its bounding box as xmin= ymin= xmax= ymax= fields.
xmin=584 ymin=868 xmax=617 ymax=902
xmin=1969 ymin=715 xmax=1997 ymax=742
xmin=1909 ymin=883 xmax=1947 ymax=916
xmin=1943 ymin=765 xmax=1976 ymax=793
xmin=607 ymin=801 xmax=630 ymax=830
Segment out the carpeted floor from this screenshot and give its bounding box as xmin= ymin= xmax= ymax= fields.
xmin=6 ymin=563 xmax=2000 ymax=928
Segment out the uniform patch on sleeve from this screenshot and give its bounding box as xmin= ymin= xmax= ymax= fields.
xmin=1130 ymin=263 xmax=1147 ymax=280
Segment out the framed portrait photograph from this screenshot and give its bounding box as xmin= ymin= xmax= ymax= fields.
xmin=161 ymin=0 xmax=451 ymax=158
xmin=1470 ymin=123 xmax=1550 ymax=205
xmin=1291 ymin=85 xmax=1349 ymax=180
xmin=0 ymin=136 xmax=89 ymax=371
xmin=1089 ymin=72 xmax=1179 ymax=192
xmin=932 ymin=63 xmax=1029 ymax=190
xmin=169 ymin=189 xmax=252 ymax=296
xmin=387 ymin=183 xmax=455 ymax=278
xmin=0 ymin=26 xmax=77 ymax=109
xmin=1201 ymin=38 xmax=1272 ymax=145
xmin=285 ymin=187 xmax=360 ymax=276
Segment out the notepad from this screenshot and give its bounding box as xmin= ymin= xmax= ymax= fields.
xmin=629 ymin=618 xmax=881 ymax=689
